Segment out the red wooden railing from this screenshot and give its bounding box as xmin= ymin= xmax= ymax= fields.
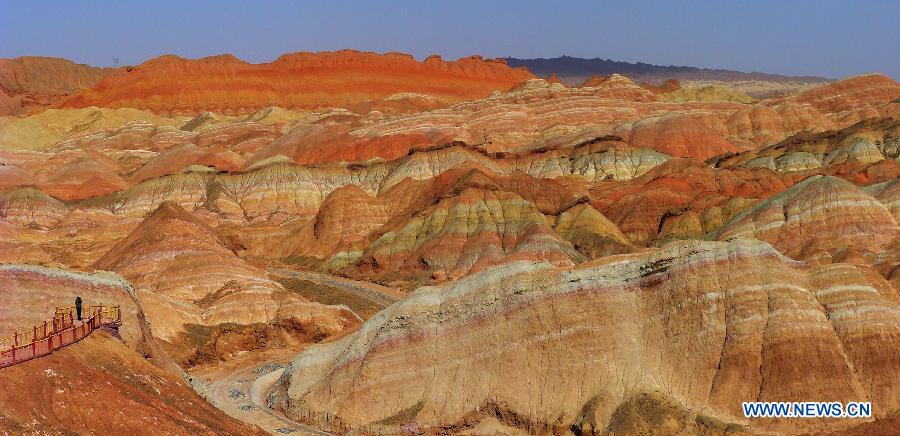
xmin=0 ymin=304 xmax=121 ymax=369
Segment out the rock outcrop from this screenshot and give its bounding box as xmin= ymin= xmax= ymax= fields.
xmin=615 ymin=113 xmax=739 ymax=160
xmin=270 ymin=239 xmax=900 ymax=434
xmin=0 ymin=333 xmax=263 ymax=434
xmin=790 ymin=73 xmax=900 ymax=113
xmin=60 ymin=51 xmax=534 ymax=115
xmin=712 ymin=175 xmax=899 ymax=264
xmin=0 ymin=263 xmax=165 ymax=366
xmin=0 ymin=107 xmax=184 ymax=151
xmin=346 ymin=180 xmax=583 ymax=282
xmin=712 ymin=117 xmax=899 ymax=174
xmin=92 ymin=202 xmax=359 ymax=360
xmin=0 ymin=57 xmax=112 ymax=115
xmin=662 ymin=85 xmax=755 ymax=103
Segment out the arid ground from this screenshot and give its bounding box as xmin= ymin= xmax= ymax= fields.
xmin=0 ymin=50 xmax=898 ymax=435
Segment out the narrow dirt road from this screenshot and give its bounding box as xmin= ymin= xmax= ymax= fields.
xmin=268 ymin=268 xmax=403 ymax=307
xmin=192 ymin=270 xmax=402 ymax=434
xmin=191 ymin=348 xmax=332 ymax=435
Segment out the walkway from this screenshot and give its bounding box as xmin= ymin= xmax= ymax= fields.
xmin=0 ymin=304 xmax=121 ymax=368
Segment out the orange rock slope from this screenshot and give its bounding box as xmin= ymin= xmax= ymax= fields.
xmin=0 ymin=333 xmax=264 ymax=435
xmin=0 ymin=51 xmax=899 ymax=435
xmin=60 ymin=51 xmax=534 ymax=115
xmin=92 ymin=203 xmax=360 ymax=347
xmin=270 ymin=239 xmax=900 ymax=434
xmin=0 ymin=263 xmax=261 ymax=434
xmin=0 ymin=56 xmax=113 ymax=115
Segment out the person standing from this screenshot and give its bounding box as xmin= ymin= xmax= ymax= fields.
xmin=74 ymin=296 xmax=83 ymax=321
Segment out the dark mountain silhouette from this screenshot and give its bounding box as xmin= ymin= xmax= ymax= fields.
xmin=504 ymin=56 xmax=830 ymax=85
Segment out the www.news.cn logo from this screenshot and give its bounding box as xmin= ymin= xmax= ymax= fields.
xmin=742 ymin=402 xmax=871 ymax=418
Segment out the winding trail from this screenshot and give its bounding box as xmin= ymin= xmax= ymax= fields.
xmin=268 ymin=268 xmax=403 ymax=307
xmin=192 ymin=269 xmax=401 ymax=435
xmin=193 ymin=348 xmax=331 ymax=435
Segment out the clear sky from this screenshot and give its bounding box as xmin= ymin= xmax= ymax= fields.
xmin=1 ymin=0 xmax=898 ymax=79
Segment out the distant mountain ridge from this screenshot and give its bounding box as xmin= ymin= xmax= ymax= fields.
xmin=504 ymin=55 xmax=831 ymax=85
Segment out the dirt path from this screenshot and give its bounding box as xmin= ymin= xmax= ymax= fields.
xmin=191 ymin=270 xmax=403 ymax=434
xmin=268 ymin=268 xmax=403 ymax=307
xmin=190 ymin=348 xmax=331 ymax=435
xmin=189 ymin=268 xmax=405 ymax=435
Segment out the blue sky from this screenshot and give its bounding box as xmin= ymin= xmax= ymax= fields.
xmin=1 ymin=0 xmax=897 ymax=79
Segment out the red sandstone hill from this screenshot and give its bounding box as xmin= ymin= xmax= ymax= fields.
xmin=790 ymin=73 xmax=900 ymax=113
xmin=59 ymin=51 xmax=535 ymax=115
xmin=0 ymin=56 xmax=113 ymax=115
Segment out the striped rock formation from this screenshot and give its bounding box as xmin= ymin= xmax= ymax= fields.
xmin=4 ymin=75 xmax=892 ymax=196
xmin=345 ymin=176 xmax=583 ymax=282
xmin=273 ymin=167 xmax=588 ymax=282
xmin=0 ymin=186 xmax=70 ymax=227
xmin=588 ymin=158 xmax=795 ymax=245
xmin=789 ymin=73 xmax=900 ymax=114
xmin=713 ymin=175 xmax=898 ymax=263
xmin=285 ymin=75 xmax=895 ymax=164
xmin=92 ymin=202 xmax=360 ymax=355
xmin=614 ymin=113 xmax=740 ymax=160
xmin=0 ymin=333 xmax=263 ymax=434
xmin=0 ymin=263 xmax=167 ymax=367
xmin=0 ymin=107 xmax=184 ymax=151
xmin=661 ymin=84 xmax=755 ymax=103
xmin=865 ymin=177 xmax=900 ymax=222
xmin=59 ymin=51 xmax=534 ymax=115
xmin=712 ymin=117 xmax=900 ymax=174
xmin=0 ymin=265 xmax=260 ymax=434
xmin=720 ymin=102 xmax=836 ymax=148
xmin=0 ymin=57 xmax=112 ymax=116
xmin=269 ymin=239 xmax=900 ymax=434
xmin=553 ymin=202 xmax=635 ymax=258
xmin=337 ymin=78 xmax=748 ymax=158
xmin=28 ymin=140 xmax=666 ymax=224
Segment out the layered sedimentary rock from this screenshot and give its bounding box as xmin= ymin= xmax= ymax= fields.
xmin=60 ymin=51 xmax=534 ymax=115
xmin=722 ymin=102 xmax=837 ymax=148
xmin=346 ymin=180 xmax=583 ymax=282
xmin=92 ymin=202 xmax=359 ymax=346
xmin=338 ymin=78 xmax=748 ymax=157
xmin=3 ymin=74 xmax=890 ymax=189
xmin=0 ymin=183 xmax=156 ymax=267
xmin=0 ymin=186 xmax=70 ymax=227
xmin=789 ymin=73 xmax=900 ymax=113
xmin=0 ymin=107 xmax=184 ymax=151
xmin=271 ymin=166 xmax=588 ymax=281
xmin=865 ymin=177 xmax=900 ymax=221
xmin=270 ymin=239 xmax=900 ymax=434
xmin=712 ymin=175 xmax=899 ymax=263
xmin=0 ymin=263 xmax=164 ymax=364
xmin=662 ymin=85 xmax=755 ymax=103
xmin=0 ymin=57 xmax=113 ymax=116
xmin=553 ymin=202 xmax=634 ymax=258
xmin=327 ymin=75 xmax=886 ymax=161
xmin=0 ymin=163 xmax=32 ymax=189
xmin=0 ymin=333 xmax=263 ymax=435
xmin=589 ymin=158 xmax=794 ymax=245
xmin=638 ymin=78 xmax=681 ymax=94
xmin=3 ymin=132 xmax=890 ymax=274
xmin=614 ymin=113 xmax=740 ymax=160
xmin=712 ymin=117 xmax=900 ymax=177
xmin=53 ymin=139 xmax=665 ymax=224
xmin=38 ymin=155 xmax=128 ymax=200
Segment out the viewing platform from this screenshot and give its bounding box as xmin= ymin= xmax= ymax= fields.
xmin=0 ymin=304 xmax=121 ymax=368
